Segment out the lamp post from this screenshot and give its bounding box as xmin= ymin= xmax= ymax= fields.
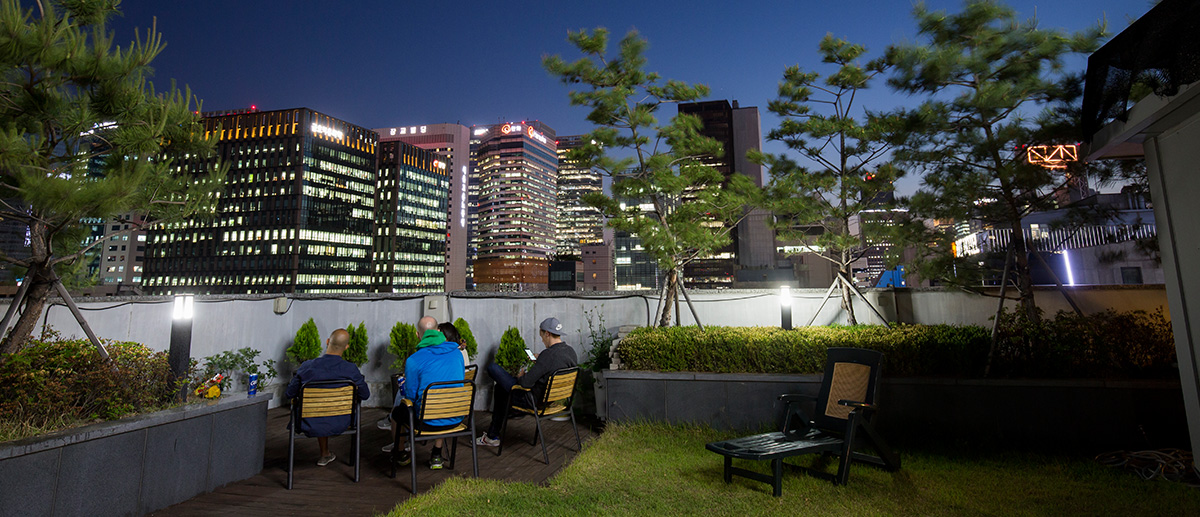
xmin=780 ymin=285 xmax=792 ymax=330
xmin=168 ymin=294 xmax=195 ymax=401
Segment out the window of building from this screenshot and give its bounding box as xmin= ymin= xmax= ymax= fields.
xmin=1121 ymin=267 xmax=1143 ymax=285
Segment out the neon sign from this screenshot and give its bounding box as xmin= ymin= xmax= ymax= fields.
xmin=311 ymin=123 xmax=344 ymax=139
xmin=473 ymin=127 xmax=489 ymax=136
xmin=459 ymin=166 xmax=468 ymax=227
xmin=526 ymin=126 xmax=548 ymax=144
xmin=1027 ymin=144 xmax=1078 ymax=170
xmin=501 ymin=123 xmax=522 ymax=134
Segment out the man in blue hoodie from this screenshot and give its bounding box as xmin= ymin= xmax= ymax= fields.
xmin=386 ymin=316 xmax=465 ymax=469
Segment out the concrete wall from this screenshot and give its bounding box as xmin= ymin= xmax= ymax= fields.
xmin=1 ymin=286 xmax=1168 ymax=408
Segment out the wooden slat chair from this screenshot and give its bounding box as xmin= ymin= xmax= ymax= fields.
xmin=287 ymin=379 xmax=361 ymax=490
xmin=464 ymin=364 xmax=478 ymax=383
xmin=389 ymin=380 xmax=478 ymax=494
xmin=499 ymin=366 xmax=582 ymax=464
xmin=705 ymin=348 xmax=900 ymax=496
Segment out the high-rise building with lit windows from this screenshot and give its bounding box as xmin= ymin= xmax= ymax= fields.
xmin=372 ymin=140 xmax=449 ymax=292
xmin=469 ymin=121 xmax=558 ymax=291
xmin=554 ymin=135 xmax=603 ymax=259
xmin=376 ymin=123 xmax=470 ymax=291
xmin=142 ymin=107 xmax=378 ymax=295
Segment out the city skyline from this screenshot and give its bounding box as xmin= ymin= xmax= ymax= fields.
xmin=107 ymin=0 xmax=1152 ymax=196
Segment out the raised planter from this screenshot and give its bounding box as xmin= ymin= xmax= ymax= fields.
xmin=0 ymin=393 xmax=273 ymax=517
xmin=603 ymin=370 xmax=1188 ymax=452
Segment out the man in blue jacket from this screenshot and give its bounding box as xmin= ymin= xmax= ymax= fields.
xmin=387 ymin=316 xmax=465 ymax=469
xmin=285 ymin=328 xmax=370 ymax=467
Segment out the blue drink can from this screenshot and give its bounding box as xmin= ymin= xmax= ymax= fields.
xmin=248 ymin=373 xmax=258 ymax=397
xmin=397 ymin=376 xmax=406 ymax=396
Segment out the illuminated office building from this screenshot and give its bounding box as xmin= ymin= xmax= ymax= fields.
xmin=372 ymin=140 xmax=450 ymax=292
xmin=469 ymin=121 xmax=558 ymax=291
xmin=376 ymin=123 xmax=470 ymax=291
xmin=143 ymin=107 xmax=378 ymax=294
xmin=554 ymin=135 xmax=603 ymax=258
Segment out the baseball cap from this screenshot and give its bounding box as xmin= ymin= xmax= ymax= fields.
xmin=539 ymin=317 xmax=564 ymax=336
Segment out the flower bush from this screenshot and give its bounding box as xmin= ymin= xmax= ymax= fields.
xmin=0 ymin=336 xmax=178 ymax=439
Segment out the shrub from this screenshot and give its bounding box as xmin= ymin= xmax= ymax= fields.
xmin=388 ymin=322 xmax=419 ymax=371
xmin=580 ymin=305 xmax=616 ymax=371
xmin=497 ymin=326 xmax=530 ymax=375
xmin=288 ymin=318 xmax=322 ymax=364
xmin=616 ymin=310 xmax=1176 ymax=379
xmin=344 ymin=322 xmax=369 ymax=366
xmin=193 ymin=347 xmax=277 ymax=391
xmin=990 ymin=308 xmax=1176 ymax=378
xmin=454 ymin=317 xmax=478 ymax=360
xmin=0 ymin=338 xmax=177 ymax=437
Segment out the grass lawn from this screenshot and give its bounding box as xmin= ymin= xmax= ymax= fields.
xmin=387 ymin=422 xmax=1200 ymax=516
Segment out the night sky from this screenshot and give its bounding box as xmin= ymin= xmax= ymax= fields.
xmin=106 ymin=0 xmax=1153 ymax=194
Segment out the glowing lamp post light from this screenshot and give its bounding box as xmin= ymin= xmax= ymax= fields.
xmin=780 ymin=285 xmax=793 ymax=330
xmin=168 ymin=294 xmax=195 ymax=401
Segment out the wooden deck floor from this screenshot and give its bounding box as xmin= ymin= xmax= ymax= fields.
xmin=152 ymin=407 xmax=597 ymax=516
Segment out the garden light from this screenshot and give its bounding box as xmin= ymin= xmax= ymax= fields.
xmin=169 ymin=293 xmax=195 ymax=401
xmin=780 ymin=285 xmax=793 ymax=330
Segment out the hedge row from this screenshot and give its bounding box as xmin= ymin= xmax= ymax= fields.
xmin=616 ymin=310 xmax=1177 ymax=379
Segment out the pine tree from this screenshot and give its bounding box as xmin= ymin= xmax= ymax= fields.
xmin=753 ymin=35 xmax=903 ymax=325
xmin=885 ymin=0 xmax=1104 ymax=321
xmin=287 ymin=318 xmax=321 ymax=364
xmin=453 ymin=317 xmax=477 ymax=360
xmin=387 ymin=321 xmax=418 ymax=371
xmin=496 ymin=326 xmax=528 ymax=376
xmin=0 ymin=0 xmax=224 ymax=354
xmin=544 ymin=28 xmax=759 ymax=326
xmin=343 ymin=321 xmax=368 ymax=366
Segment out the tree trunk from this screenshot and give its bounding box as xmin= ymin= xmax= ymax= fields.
xmin=1 ymin=221 xmax=57 ymax=355
xmin=658 ymin=269 xmax=679 ymax=327
xmin=839 ymin=269 xmax=858 ymax=325
xmin=1008 ymin=218 xmax=1039 ymax=321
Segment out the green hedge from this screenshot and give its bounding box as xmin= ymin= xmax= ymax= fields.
xmin=617 ymin=310 xmax=1176 ymax=379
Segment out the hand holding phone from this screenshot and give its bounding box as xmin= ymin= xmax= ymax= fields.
xmin=524 ymin=348 xmax=537 ymax=361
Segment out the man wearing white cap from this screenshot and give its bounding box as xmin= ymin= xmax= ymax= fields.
xmin=476 ymin=317 xmax=577 ymax=447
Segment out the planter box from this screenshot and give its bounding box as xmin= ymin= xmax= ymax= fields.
xmin=0 ymin=393 xmax=273 ymax=517
xmin=603 ymin=370 xmax=1188 ymax=452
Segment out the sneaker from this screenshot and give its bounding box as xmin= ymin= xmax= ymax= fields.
xmin=393 ymin=450 xmax=411 ymax=466
xmin=381 ymin=443 xmax=394 ymax=453
xmin=429 ymin=454 xmax=444 ymax=470
xmin=317 ymin=454 xmax=336 ymax=467
xmin=377 ymin=418 xmax=392 ymax=431
xmin=475 ymin=434 xmax=501 ymax=447
xmin=550 ymin=415 xmax=571 ymax=422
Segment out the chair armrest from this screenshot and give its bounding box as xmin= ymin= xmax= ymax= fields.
xmin=779 ymin=393 xmax=817 ymax=403
xmin=838 ymin=399 xmax=876 ymax=411
xmin=401 ymin=398 xmax=414 ymax=407
xmin=511 ymin=385 xmax=531 ymax=392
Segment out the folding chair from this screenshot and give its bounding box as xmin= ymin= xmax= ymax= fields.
xmin=499 ymin=366 xmax=582 ymax=464
xmin=389 ymin=380 xmax=478 ymax=494
xmin=286 ymin=379 xmax=361 ymax=490
xmin=705 ymin=348 xmax=900 ymax=496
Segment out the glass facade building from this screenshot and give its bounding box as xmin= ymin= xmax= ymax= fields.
xmin=469 ymin=121 xmax=558 ymax=291
xmin=143 ymin=107 xmax=379 ymax=294
xmin=372 ymin=140 xmax=449 ymax=293
xmin=554 ymin=135 xmax=603 ymax=258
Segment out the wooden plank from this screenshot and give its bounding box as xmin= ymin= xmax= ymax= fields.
xmin=151 ymin=406 xmax=596 ymax=516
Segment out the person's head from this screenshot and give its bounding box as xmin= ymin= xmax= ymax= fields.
xmin=538 ymin=317 xmax=563 ymax=346
xmin=417 ymin=316 xmax=438 ymax=333
xmin=438 ymin=322 xmax=461 ymax=344
xmin=326 ymin=328 xmax=350 ymax=356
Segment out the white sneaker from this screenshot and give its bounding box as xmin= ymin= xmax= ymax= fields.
xmin=382 ymin=443 xmax=394 ymax=453
xmin=550 ymin=415 xmax=571 ymax=422
xmin=377 ymin=418 xmax=391 ymax=431
xmin=475 ymin=434 xmax=501 ymax=447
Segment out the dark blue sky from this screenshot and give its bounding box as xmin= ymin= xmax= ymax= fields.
xmin=108 ymin=0 xmax=1152 ymax=193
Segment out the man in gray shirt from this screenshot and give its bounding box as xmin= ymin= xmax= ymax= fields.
xmin=476 ymin=317 xmax=577 ymax=447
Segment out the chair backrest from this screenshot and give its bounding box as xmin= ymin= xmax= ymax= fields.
xmin=812 ymin=348 xmax=881 ymax=431
xmin=537 ymin=367 xmax=579 ymax=411
xmin=299 ymin=380 xmax=357 ymax=419
xmin=464 ymin=364 xmax=478 ymax=383
xmin=417 ymin=380 xmax=475 ymax=423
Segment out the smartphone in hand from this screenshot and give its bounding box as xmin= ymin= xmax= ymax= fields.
xmin=524 ymin=348 xmax=537 ymax=361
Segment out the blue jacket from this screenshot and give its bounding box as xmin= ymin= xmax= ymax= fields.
xmin=401 ymin=338 xmax=466 ymax=426
xmin=285 ymin=354 xmax=370 ymax=437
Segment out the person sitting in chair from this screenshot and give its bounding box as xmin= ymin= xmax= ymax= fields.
xmin=285 ymin=328 xmax=370 ymax=467
xmin=476 ymin=317 xmax=577 ymax=447
xmin=384 ymin=316 xmax=466 ymax=469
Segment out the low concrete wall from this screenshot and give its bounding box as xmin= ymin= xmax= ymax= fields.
xmin=603 ymin=371 xmax=1188 ymax=452
xmin=0 ymin=393 xmax=272 ymax=517
xmin=0 ymin=286 xmax=1169 ymax=409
